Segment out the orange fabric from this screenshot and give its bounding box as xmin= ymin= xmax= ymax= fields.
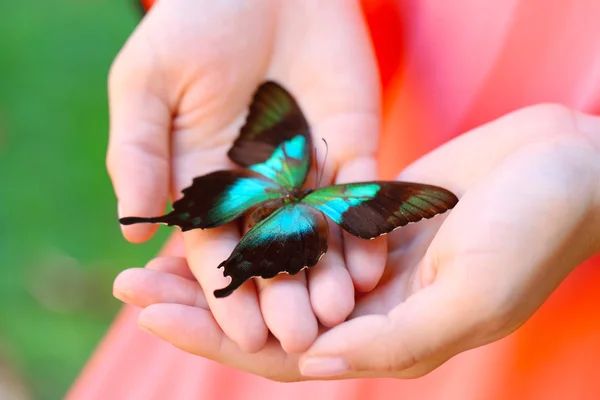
xmin=139 ymin=0 xmax=154 ymax=13
xmin=69 ymin=1 xmax=600 ymax=398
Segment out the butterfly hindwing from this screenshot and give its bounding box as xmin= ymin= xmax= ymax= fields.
xmin=302 ymin=182 xmax=459 ymax=239
xmin=119 ymin=170 xmax=284 ymax=230
xmin=214 ymin=203 xmax=328 ymax=298
xmin=228 ymin=81 xmax=312 ymax=189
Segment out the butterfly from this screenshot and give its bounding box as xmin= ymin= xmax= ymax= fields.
xmin=120 ymin=81 xmax=459 ymax=298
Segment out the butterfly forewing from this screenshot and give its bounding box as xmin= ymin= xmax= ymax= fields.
xmin=302 ymin=182 xmax=459 ymax=239
xmin=119 ymin=170 xmax=283 ymax=230
xmin=119 ymin=82 xmax=314 ymax=230
xmin=229 ymin=81 xmax=311 ymax=166
xmin=214 ymin=203 xmax=328 ymax=298
xmin=246 ymin=133 xmax=311 ymax=189
xmin=228 ymin=81 xmax=312 ymax=189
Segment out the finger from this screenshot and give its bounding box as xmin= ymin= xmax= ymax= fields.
xmin=113 ymin=267 xmax=208 ymax=310
xmin=107 ymin=33 xmax=172 ymax=244
xmin=158 ymin=231 xmax=187 ymax=258
xmin=336 ymin=157 xmax=387 ymax=292
xmin=261 ymin=76 xmax=379 ymax=329
xmin=301 ymin=143 xmax=361 ymax=329
xmin=170 ymin=145 xmax=270 ymax=354
xmin=299 ymin=282 xmax=467 ymax=378
xmin=255 ymin=272 xmax=318 ymax=354
xmin=138 ymin=303 xmax=303 ymax=381
xmin=307 ymin=227 xmax=355 ymax=328
xmin=184 ymin=227 xmax=269 ymax=353
xmin=145 ymin=256 xmax=195 ymax=280
xmin=263 ymin=0 xmax=380 ymax=332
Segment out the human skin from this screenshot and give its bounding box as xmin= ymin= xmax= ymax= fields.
xmin=115 ymin=104 xmax=600 ymax=380
xmin=107 ymin=0 xmax=384 ymax=354
xmin=108 ymin=0 xmax=600 ymax=380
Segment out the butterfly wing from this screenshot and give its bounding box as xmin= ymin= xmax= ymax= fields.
xmin=214 ymin=203 xmax=328 ymax=298
xmin=119 ymin=170 xmax=284 ymax=230
xmin=228 ymin=81 xmax=312 ymax=189
xmin=302 ymin=182 xmax=459 ymax=239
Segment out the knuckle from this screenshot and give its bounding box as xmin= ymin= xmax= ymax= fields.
xmin=108 ymin=47 xmax=135 ymax=91
xmin=261 ymin=355 xmax=296 ymax=382
xmin=504 ymin=103 xmax=577 ymax=141
xmin=517 ymin=136 xmax=597 ymax=204
xmin=108 ymin=32 xmax=159 ymax=95
xmin=262 ymin=371 xmax=290 ymax=383
xmin=523 ymin=102 xmax=572 ymax=120
xmin=519 ymin=103 xmax=574 ymax=127
xmin=385 ymin=347 xmax=419 ymax=373
xmin=473 ymin=293 xmax=519 ymax=337
xmin=501 ymin=101 xmax=600 ymax=147
xmin=316 ymin=111 xmax=380 ymax=163
xmin=107 ymin=51 xmax=124 ymax=87
xmin=378 ymin=321 xmax=423 ymax=372
xmin=144 ymin=257 xmax=166 ymax=271
xmin=105 ymin=150 xmax=118 ymax=180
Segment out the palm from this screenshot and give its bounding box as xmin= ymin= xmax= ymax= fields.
xmin=351 ymin=219 xmax=445 ymax=318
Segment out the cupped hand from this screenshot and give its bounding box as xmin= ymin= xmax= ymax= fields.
xmin=107 ymin=0 xmax=382 ymax=354
xmin=114 ymin=104 xmax=600 ymax=380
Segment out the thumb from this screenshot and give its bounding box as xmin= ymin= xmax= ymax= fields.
xmin=299 ymin=277 xmax=482 ymax=378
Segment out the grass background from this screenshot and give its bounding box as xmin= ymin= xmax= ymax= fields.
xmin=0 ymin=1 xmax=166 ymax=398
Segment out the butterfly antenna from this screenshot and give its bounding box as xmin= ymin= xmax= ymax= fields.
xmin=316 ymin=138 xmax=329 ymax=189
xmin=313 ymin=144 xmax=320 ymax=188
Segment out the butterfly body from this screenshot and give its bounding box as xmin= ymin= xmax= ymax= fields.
xmin=120 ymin=81 xmax=459 ymax=298
xmin=245 ymin=187 xmax=313 ymax=229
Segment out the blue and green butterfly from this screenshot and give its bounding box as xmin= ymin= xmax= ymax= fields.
xmin=120 ymin=82 xmax=459 ymax=298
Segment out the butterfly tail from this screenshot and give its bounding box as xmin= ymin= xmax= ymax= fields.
xmin=119 ymin=213 xmax=180 ymax=227
xmin=213 ymin=275 xmax=246 ymax=298
xmin=213 ymin=260 xmax=248 ymax=298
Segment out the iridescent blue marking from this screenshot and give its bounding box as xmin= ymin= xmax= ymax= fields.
xmin=278 ymin=206 xmax=302 ymax=231
xmin=244 ymin=204 xmax=315 ymax=245
xmin=310 ymin=198 xmax=358 ymax=223
xmin=249 ymin=135 xmax=307 ymax=187
xmin=344 ymin=184 xmax=380 ymax=197
xmin=284 ymin=135 xmax=305 ymax=159
xmin=303 ymin=183 xmax=380 ymax=223
xmin=215 ymin=177 xmax=280 ymax=220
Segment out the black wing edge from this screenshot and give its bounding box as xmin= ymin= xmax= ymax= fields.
xmin=227 ymin=81 xmax=312 ymax=167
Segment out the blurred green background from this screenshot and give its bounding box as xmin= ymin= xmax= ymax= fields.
xmin=0 ymin=1 xmax=165 ymax=398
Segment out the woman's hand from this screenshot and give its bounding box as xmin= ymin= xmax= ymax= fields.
xmin=107 ymin=0 xmax=382 ymax=354
xmin=114 ymin=104 xmax=600 ymax=380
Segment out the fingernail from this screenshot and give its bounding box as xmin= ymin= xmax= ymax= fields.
xmin=138 ymin=322 xmax=155 ymax=336
xmin=112 ymin=287 xmax=131 ymax=303
xmin=300 ymin=357 xmax=351 ymax=377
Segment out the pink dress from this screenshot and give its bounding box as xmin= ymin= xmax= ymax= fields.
xmin=68 ymin=1 xmax=600 ymax=398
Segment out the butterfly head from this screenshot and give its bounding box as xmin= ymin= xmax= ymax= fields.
xmin=288 ymin=187 xmax=313 ymax=201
